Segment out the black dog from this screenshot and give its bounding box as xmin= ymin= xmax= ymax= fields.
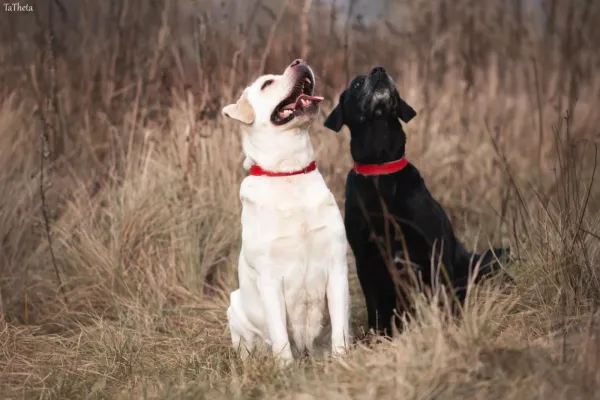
xmin=324 ymin=67 xmax=511 ymax=337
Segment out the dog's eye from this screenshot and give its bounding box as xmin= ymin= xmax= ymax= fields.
xmin=261 ymin=79 xmax=274 ymax=90
xmin=352 ymin=80 xmax=362 ymax=89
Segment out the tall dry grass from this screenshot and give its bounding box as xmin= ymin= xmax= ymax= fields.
xmin=0 ymin=0 xmax=599 ymax=398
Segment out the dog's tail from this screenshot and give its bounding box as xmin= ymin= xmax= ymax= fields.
xmin=452 ymin=246 xmax=514 ymax=303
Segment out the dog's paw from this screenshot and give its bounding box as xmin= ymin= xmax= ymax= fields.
xmin=273 ymin=347 xmax=295 ymax=368
xmin=275 ymin=355 xmax=295 ymax=369
xmin=330 ymin=345 xmax=348 ymax=359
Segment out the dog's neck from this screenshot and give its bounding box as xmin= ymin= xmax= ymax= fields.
xmin=349 ymin=119 xmax=406 ymax=165
xmin=242 ymin=126 xmax=315 ymax=173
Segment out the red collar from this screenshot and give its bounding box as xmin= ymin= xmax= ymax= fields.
xmin=249 ymin=161 xmax=317 ymax=177
xmin=353 ymin=157 xmax=408 ymax=175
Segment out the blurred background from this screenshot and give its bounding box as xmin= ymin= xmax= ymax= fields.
xmin=1 ymin=0 xmax=600 ymax=398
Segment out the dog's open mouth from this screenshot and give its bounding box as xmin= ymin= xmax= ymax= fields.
xmin=271 ymin=74 xmax=324 ymax=125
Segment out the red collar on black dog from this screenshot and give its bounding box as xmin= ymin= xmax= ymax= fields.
xmin=249 ymin=161 xmax=317 ymax=177
xmin=353 ymin=157 xmax=408 ymax=175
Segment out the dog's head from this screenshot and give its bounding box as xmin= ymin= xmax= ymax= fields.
xmin=222 ymin=59 xmax=324 ymax=131
xmin=323 ymin=67 xmax=417 ymax=163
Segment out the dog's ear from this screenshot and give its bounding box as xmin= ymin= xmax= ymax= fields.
xmin=222 ymin=90 xmax=255 ymax=125
xmin=323 ymin=91 xmax=346 ymax=132
xmin=397 ymin=97 xmax=417 ymax=124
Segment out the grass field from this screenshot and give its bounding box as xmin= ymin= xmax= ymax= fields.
xmin=1 ymin=0 xmax=600 ymax=398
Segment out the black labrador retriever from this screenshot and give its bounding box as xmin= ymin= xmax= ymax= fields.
xmin=324 ymin=66 xmax=512 ymax=337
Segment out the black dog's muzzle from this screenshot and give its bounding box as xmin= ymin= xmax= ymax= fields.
xmin=365 ymin=67 xmax=398 ymax=117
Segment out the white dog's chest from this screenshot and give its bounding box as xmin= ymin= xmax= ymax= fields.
xmin=239 ymin=172 xmax=345 ymax=289
xmin=241 ymin=174 xmax=343 ymax=249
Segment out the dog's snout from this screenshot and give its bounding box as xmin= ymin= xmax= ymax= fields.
xmin=370 ymin=66 xmax=386 ymax=75
xmin=290 ymin=59 xmax=304 ymax=68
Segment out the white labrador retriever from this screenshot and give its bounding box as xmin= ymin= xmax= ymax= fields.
xmin=222 ymin=59 xmax=351 ymax=365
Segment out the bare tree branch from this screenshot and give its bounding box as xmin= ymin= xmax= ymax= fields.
xmin=39 ymin=0 xmax=68 ymax=306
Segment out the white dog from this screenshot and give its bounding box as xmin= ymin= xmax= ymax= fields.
xmin=222 ymin=59 xmax=351 ymax=365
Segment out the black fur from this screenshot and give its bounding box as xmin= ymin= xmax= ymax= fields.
xmin=324 ymin=67 xmax=512 ymax=337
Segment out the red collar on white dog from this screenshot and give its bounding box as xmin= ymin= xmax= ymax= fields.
xmin=249 ymin=161 xmax=317 ymax=177
xmin=353 ymin=157 xmax=408 ymax=175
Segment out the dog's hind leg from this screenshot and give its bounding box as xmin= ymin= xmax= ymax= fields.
xmin=227 ymin=290 xmax=258 ymax=360
xmin=230 ymin=323 xmax=254 ymax=361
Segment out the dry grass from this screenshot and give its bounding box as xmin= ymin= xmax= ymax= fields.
xmin=1 ymin=0 xmax=600 ymax=398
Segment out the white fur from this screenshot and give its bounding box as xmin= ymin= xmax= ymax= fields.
xmin=223 ymin=62 xmax=351 ymax=366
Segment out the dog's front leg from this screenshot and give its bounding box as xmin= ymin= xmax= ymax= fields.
xmin=327 ymin=263 xmax=351 ymax=357
xmin=259 ymin=277 xmax=293 ymax=365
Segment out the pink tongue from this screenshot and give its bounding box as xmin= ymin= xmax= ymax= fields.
xmin=282 ymin=94 xmax=324 ymax=110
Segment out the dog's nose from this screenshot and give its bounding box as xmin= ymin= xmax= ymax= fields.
xmin=290 ymin=59 xmax=304 ymax=68
xmin=370 ymin=66 xmax=386 ymax=75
